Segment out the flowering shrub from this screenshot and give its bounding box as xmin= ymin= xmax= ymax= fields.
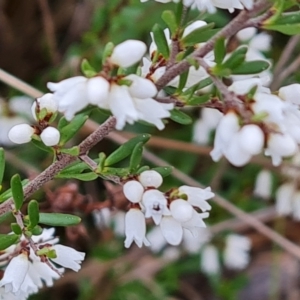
xmin=0 ymin=0 xmax=300 ymax=298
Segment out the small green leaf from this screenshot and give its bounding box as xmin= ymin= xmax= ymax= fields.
xmin=31 ymin=225 xmax=43 ymax=236
xmin=56 ymin=172 xmax=98 ymax=181
xmin=0 ymin=212 xmax=12 ymax=224
xmin=0 ymin=234 xmax=19 ymax=250
xmin=59 ymin=112 xmax=90 ymax=145
xmin=222 ymin=46 xmax=248 ymax=69
xmin=182 ymin=77 xmax=213 ymax=97
xmin=11 ymin=223 xmax=22 ymax=235
xmin=0 ymin=148 xmax=5 ymax=185
xmin=102 ymin=167 xmax=129 ymax=177
xmin=177 ymin=70 xmax=189 ymax=92
xmin=175 ymin=1 xmax=184 ymax=25
xmin=214 ymin=37 xmax=226 ymax=65
xmin=187 ymin=94 xmax=211 ymax=105
xmin=97 ymin=152 xmax=106 ymax=173
xmin=182 ymin=25 xmax=217 ymax=46
xmin=232 ymin=60 xmax=270 ymax=75
xmin=81 ymin=59 xmax=97 ymax=77
xmin=170 ymin=109 xmax=192 ymax=125
xmin=11 ymin=174 xmax=24 ymax=210
xmin=28 ymin=200 xmax=40 ymax=229
xmin=263 ymin=23 xmax=300 ymax=35
xmin=162 ymin=10 xmax=178 ymax=36
xmin=152 ymin=166 xmax=173 ymax=177
xmin=31 ymin=139 xmax=54 ymax=153
xmin=103 ymin=42 xmax=115 ymax=64
xmin=105 ymin=134 xmax=150 ymax=166
xmin=57 ymin=116 xmax=69 ymax=131
xmin=152 ymin=24 xmax=170 ymax=58
xmin=59 ymin=161 xmax=90 ymax=175
xmin=0 ymin=179 xmax=29 ymax=203
xmin=39 ymin=213 xmax=81 ymax=226
xmin=129 ymin=142 xmax=143 ymax=172
xmin=137 ymin=166 xmax=150 ymax=174
xmin=60 ymin=146 xmax=80 ymax=156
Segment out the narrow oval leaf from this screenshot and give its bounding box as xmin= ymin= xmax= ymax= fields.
xmin=170 ymin=109 xmax=192 ymax=125
xmin=232 ymin=60 xmax=270 ymax=75
xmin=39 ymin=213 xmax=81 ymax=226
xmin=11 ymin=174 xmax=24 ymax=210
xmin=0 ymin=179 xmax=29 ymax=203
xmin=222 ymin=46 xmax=247 ymax=69
xmin=0 ymin=148 xmax=5 ymax=185
xmin=152 ymin=166 xmax=173 ymax=177
xmin=28 ymin=200 xmax=40 ymax=229
xmin=11 ymin=223 xmax=22 ymax=235
xmin=105 ymin=134 xmax=150 ymax=166
xmin=102 ymin=167 xmax=129 ymax=177
xmin=31 ymin=139 xmax=54 ymax=153
xmin=187 ymin=94 xmax=211 ymax=105
xmin=81 ymin=59 xmax=97 ymax=78
xmin=129 ymin=142 xmax=143 ymax=172
xmin=31 ymin=225 xmax=43 ymax=236
xmin=152 ymin=24 xmax=170 ymax=59
xmin=214 ymin=37 xmax=226 ymax=65
xmin=182 ymin=25 xmax=217 ymax=46
xmin=55 ymin=172 xmax=98 ymax=181
xmin=0 ymin=234 xmax=19 ymax=251
xmin=162 ymin=10 xmax=177 ymax=36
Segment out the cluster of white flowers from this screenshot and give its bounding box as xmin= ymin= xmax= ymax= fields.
xmin=122 ymin=170 xmax=214 ymax=247
xmin=0 ymin=228 xmax=85 ymax=300
xmin=8 ymin=93 xmax=60 ymax=147
xmin=210 ymin=81 xmax=300 ymax=167
xmin=141 ymin=0 xmax=253 ymax=13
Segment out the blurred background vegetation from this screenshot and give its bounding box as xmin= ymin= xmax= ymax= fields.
xmin=1 ymin=0 xmax=300 ymax=299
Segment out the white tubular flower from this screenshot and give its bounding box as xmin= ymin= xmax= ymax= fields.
xmin=224 ymin=234 xmax=251 ymax=270
xmin=142 ymin=189 xmax=171 ymax=225
xmin=210 ymin=112 xmax=240 ymax=162
xmin=0 ymin=252 xmax=29 ymax=293
xmin=40 ymin=127 xmax=60 ymax=146
xmin=193 ymin=120 xmax=211 ymax=145
xmin=179 ymin=186 xmax=214 ymax=212
xmin=160 ymin=216 xmax=183 ymax=246
xmin=183 ymin=228 xmax=211 ymax=254
xmin=124 ymin=208 xmax=150 ymax=248
xmin=31 ymin=227 xmax=58 ymax=244
xmin=228 ymin=77 xmax=270 ymax=96
xmin=265 ymin=133 xmax=298 ymax=166
xmin=236 ymin=27 xmax=257 ymax=41
xmin=182 ymin=211 xmax=209 ymax=236
xmin=275 ymin=183 xmax=294 ymax=216
xmin=253 ymin=170 xmax=272 ymax=200
xmin=112 ymin=211 xmax=126 ymax=237
xmin=146 ymin=226 xmax=167 ymax=253
xmin=201 ymin=245 xmax=220 ymax=275
xmin=139 ymin=170 xmax=163 ymax=188
xmin=108 ymin=84 xmax=139 ymax=130
xmin=134 ymin=98 xmax=174 ymax=130
xmin=8 ymin=124 xmax=34 ymax=144
xmin=279 ymin=84 xmax=300 ymax=105
xmin=126 ymin=74 xmax=157 ymax=99
xmin=50 ymin=245 xmax=85 ymax=272
xmin=110 ymin=40 xmax=146 ymax=68
xmin=47 ymin=76 xmax=110 ymax=121
xmin=170 ymin=199 xmax=194 ymax=223
xmin=123 ymin=180 xmax=144 ymax=203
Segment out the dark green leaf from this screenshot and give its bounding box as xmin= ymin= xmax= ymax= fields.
xmin=28 ymin=200 xmax=40 ymax=229
xmin=60 ymin=146 xmax=80 ymax=156
xmin=152 ymin=166 xmax=173 ymax=177
xmin=232 ymin=60 xmax=270 ymax=75
xmin=182 ymin=25 xmax=218 ymax=46
xmin=56 ymin=172 xmax=98 ymax=181
xmin=0 ymin=179 xmax=29 ymax=203
xmin=162 ymin=11 xmax=177 ymax=36
xmin=0 ymin=234 xmax=19 ymax=250
xmin=152 ymin=24 xmax=170 ymax=58
xmin=214 ymin=37 xmax=226 ymax=65
xmin=0 ymin=212 xmax=12 ymax=224
xmin=39 ymin=213 xmax=81 ymax=226
xmin=137 ymin=166 xmax=150 ymax=174
xmin=177 ymin=70 xmax=189 ymax=92
xmin=31 ymin=139 xmax=54 ymax=153
xmin=102 ymin=167 xmax=129 ymax=177
xmin=105 ymin=134 xmax=150 ymax=166
xmin=31 ymin=225 xmax=43 ymax=236
xmin=170 ymin=109 xmax=192 ymax=125
xmin=97 ymin=152 xmax=106 ymax=172
xmin=103 ymin=42 xmax=115 ymax=64
xmin=222 ymin=46 xmax=247 ymax=69
xmin=187 ymin=94 xmax=211 ymax=105
xmin=11 ymin=174 xmax=24 ymax=210
xmin=263 ymin=23 xmax=300 ymax=35
xmin=11 ymin=223 xmax=22 ymax=235
xmin=129 ymin=142 xmax=143 ymax=172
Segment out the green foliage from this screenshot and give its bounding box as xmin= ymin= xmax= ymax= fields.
xmin=162 ymin=10 xmax=178 ymax=36
xmin=81 ymin=59 xmax=97 ymax=77
xmin=27 ymin=200 xmax=40 ymax=229
xmin=0 ymin=148 xmax=5 ymax=185
xmin=214 ymin=37 xmax=226 ymax=65
xmin=0 ymin=234 xmax=19 ymax=251
xmin=170 ymin=109 xmax=193 ymax=125
xmin=152 ymin=24 xmax=170 ymax=58
xmin=39 ymin=213 xmax=81 ymax=226
xmin=182 ymin=25 xmax=219 ymax=46
xmin=11 ymin=174 xmax=24 ymax=210
xmin=129 ymin=142 xmax=144 ymax=172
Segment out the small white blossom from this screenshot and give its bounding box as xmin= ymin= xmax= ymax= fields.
xmin=182 ymin=211 xmax=209 ymax=236
xmin=8 ymin=124 xmax=34 ymax=144
xmin=182 ymin=228 xmax=211 ymax=254
xmin=253 ymin=170 xmax=272 ymax=199
xmin=139 ymin=170 xmax=163 ymax=188
xmin=279 ymin=83 xmax=300 ymax=106
xmin=224 ymin=234 xmax=251 ymax=270
xmin=160 ymin=216 xmax=183 ymax=246
xmin=110 ymin=40 xmax=146 ymax=68
xmin=170 ymin=199 xmax=194 ymax=223
xmin=124 ymin=208 xmax=150 ymax=248
xmin=201 ymin=245 xmax=220 ymax=275
xmin=123 ymin=180 xmax=144 ymax=203
xmin=31 ymin=93 xmax=57 ymax=120
xmin=40 ymin=127 xmax=60 ymax=146
xmin=275 ymin=183 xmax=295 ymax=216
xmin=142 ymin=189 xmax=171 ymax=225
xmin=50 ymin=244 xmax=85 ymax=272
xmin=0 ymin=252 xmax=29 ymax=293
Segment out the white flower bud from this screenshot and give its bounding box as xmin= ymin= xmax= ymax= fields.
xmin=40 ymin=127 xmax=60 ymax=146
xmin=123 ymin=181 xmax=144 ymax=203
xmin=170 ymin=199 xmax=193 ymax=223
xmin=275 ymin=183 xmax=294 ymax=216
xmin=160 ymin=216 xmax=183 ymax=246
xmin=8 ymin=124 xmax=34 ymax=144
xmin=110 ymin=40 xmax=146 ymax=68
xmin=253 ymin=170 xmax=272 ymax=199
xmin=201 ymin=245 xmax=220 ymax=275
xmin=237 ymin=124 xmax=264 ymax=155
xmin=139 ymin=170 xmax=163 ymax=188
xmin=125 ymin=74 xmax=157 ymax=99
xmin=278 ymin=84 xmax=300 ymax=105
xmin=86 ymin=76 xmax=110 ymax=106
xmin=37 ymin=93 xmax=58 ymax=113
xmin=236 ymin=27 xmax=256 ymax=41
